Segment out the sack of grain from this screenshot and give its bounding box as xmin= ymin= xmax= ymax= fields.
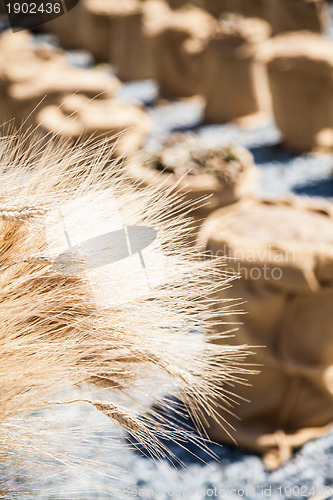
xmin=37 ymin=94 xmax=152 ymax=157
xmin=7 ymin=67 xmax=120 ymax=130
xmin=0 ymin=30 xmax=66 ymax=125
xmin=261 ymin=32 xmax=333 ymax=151
xmin=125 ymin=140 xmax=259 ymax=241
xmin=267 ymin=0 xmax=326 ymax=35
xmin=202 ymin=0 xmax=268 ymax=19
xmin=81 ymin=0 xmax=166 ymax=79
xmin=109 ymin=1 xmax=154 ymax=80
xmin=148 ymin=5 xmax=216 ymax=98
xmin=202 ymin=15 xmax=271 ymax=124
xmin=41 ymin=0 xmax=86 ymax=49
xmin=198 ymin=196 xmax=333 ymax=470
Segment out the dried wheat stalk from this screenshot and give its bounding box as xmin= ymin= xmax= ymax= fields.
xmin=0 ymin=128 xmax=254 ymax=495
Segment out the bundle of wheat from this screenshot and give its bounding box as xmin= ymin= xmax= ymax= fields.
xmin=0 ymin=127 xmax=252 ymax=494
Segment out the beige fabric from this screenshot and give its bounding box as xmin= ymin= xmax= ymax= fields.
xmin=267 ymin=0 xmax=326 ymax=35
xmin=261 ymin=32 xmax=333 ymax=151
xmin=110 ymin=1 xmax=155 ymax=80
xmin=198 ymin=197 xmax=333 ymax=470
xmin=37 ymin=94 xmax=152 ymax=157
xmin=148 ymin=5 xmax=216 ymax=98
xmin=80 ymin=0 xmax=164 ymax=79
xmin=202 ymin=0 xmax=269 ymax=19
xmin=167 ymin=0 xmax=204 ymax=8
xmin=125 ymin=143 xmax=259 ymax=234
xmin=201 ymin=16 xmax=271 ymax=123
xmin=41 ymin=0 xmax=86 ymax=49
xmin=0 ymin=32 xmax=66 ymax=125
xmin=6 ymin=67 xmax=120 ymax=130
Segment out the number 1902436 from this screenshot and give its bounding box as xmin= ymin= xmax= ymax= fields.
xmin=6 ymin=2 xmax=62 ymax=14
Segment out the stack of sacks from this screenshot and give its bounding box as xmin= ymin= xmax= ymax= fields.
xmin=6 ymin=67 xmax=120 ymax=130
xmin=37 ymin=94 xmax=152 ymax=157
xmin=267 ymin=0 xmax=326 ymax=35
xmin=198 ymin=196 xmax=333 ymax=470
xmin=148 ymin=5 xmax=216 ymax=98
xmin=261 ymin=32 xmax=333 ymax=151
xmin=0 ymin=30 xmax=65 ymax=124
xmin=125 ymin=138 xmax=259 ymax=240
xmin=201 ymin=15 xmax=271 ymax=124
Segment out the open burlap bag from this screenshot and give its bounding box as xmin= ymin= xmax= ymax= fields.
xmin=7 ymin=67 xmax=120 ymax=130
xmin=201 ymin=15 xmax=271 ymax=124
xmin=148 ymin=5 xmax=216 ymax=98
xmin=261 ymin=32 xmax=333 ymax=151
xmin=0 ymin=30 xmax=66 ymax=125
xmin=125 ymin=141 xmax=259 ymax=241
xmin=267 ymin=0 xmax=326 ymax=35
xmin=37 ymin=94 xmax=152 ymax=157
xmin=198 ymin=196 xmax=333 ymax=470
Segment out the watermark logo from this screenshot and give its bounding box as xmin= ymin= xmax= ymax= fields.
xmin=204 ymin=245 xmax=296 ymax=282
xmin=0 ymin=0 xmax=80 ymax=32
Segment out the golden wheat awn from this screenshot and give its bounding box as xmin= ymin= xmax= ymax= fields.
xmin=0 ymin=126 xmax=253 ymax=494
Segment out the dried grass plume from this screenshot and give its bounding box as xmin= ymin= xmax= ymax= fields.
xmin=0 ymin=127 xmax=253 ymax=495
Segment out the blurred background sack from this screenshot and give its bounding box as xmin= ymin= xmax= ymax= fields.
xmin=198 ymin=196 xmax=333 ymax=470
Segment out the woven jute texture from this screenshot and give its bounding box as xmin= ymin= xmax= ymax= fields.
xmin=201 ymin=16 xmax=271 ymax=124
xmin=198 ymin=197 xmax=333 ymax=470
xmin=261 ymin=32 xmax=333 ymax=151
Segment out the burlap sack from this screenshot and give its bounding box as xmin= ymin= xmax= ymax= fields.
xmin=125 ymin=142 xmax=259 ymax=238
xmin=148 ymin=5 xmax=216 ymax=98
xmin=201 ymin=16 xmax=271 ymax=124
xmin=261 ymin=32 xmax=333 ymax=151
xmin=6 ymin=67 xmax=120 ymax=130
xmin=198 ymin=197 xmax=333 ymax=470
xmin=109 ymin=1 xmax=155 ymax=80
xmin=267 ymin=0 xmax=326 ymax=35
xmin=0 ymin=31 xmax=66 ymax=125
xmin=202 ymin=0 xmax=268 ymax=19
xmin=167 ymin=0 xmax=204 ymax=8
xmin=37 ymin=94 xmax=152 ymax=157
xmin=41 ymin=0 xmax=86 ymax=49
